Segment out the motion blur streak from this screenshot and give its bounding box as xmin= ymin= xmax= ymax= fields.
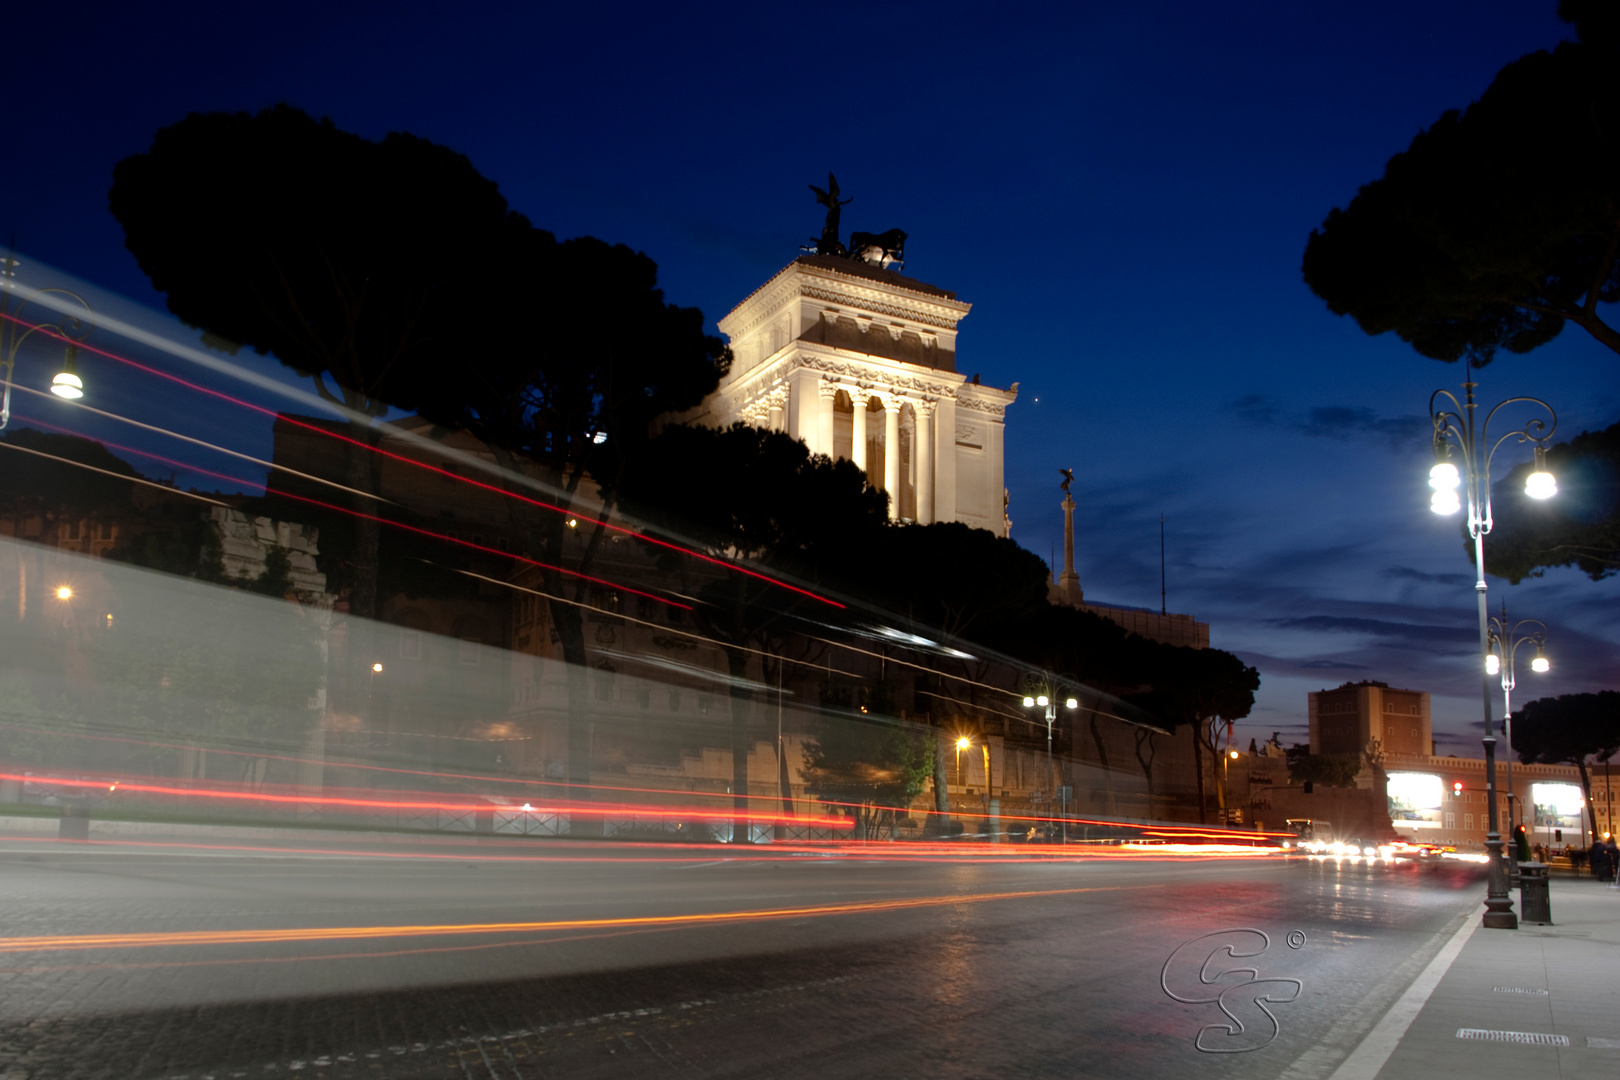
xmin=0 ymin=773 xmax=842 ymax=825
xmin=0 ymin=884 xmax=1134 ymax=954
xmin=1 ymin=308 xmax=842 ymax=608
xmin=7 ymin=381 xmax=386 ymax=504
xmin=268 ymin=491 xmax=694 ymax=610
xmin=0 ymin=439 xmax=228 ymax=507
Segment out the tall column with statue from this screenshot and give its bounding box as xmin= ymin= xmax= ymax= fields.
xmin=1058 ymin=468 xmax=1082 ymax=605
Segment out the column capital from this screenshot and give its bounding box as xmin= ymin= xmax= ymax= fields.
xmin=817 ymin=379 xmax=840 ymax=402
xmin=879 ymin=393 xmax=905 ymax=413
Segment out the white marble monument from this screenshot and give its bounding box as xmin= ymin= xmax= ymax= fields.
xmin=687 ymin=254 xmax=1017 ymax=533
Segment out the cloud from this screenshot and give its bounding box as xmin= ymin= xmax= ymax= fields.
xmin=1296 ymin=406 xmax=1428 ymax=445
xmin=1384 ymin=565 xmax=1474 ymax=587
xmin=1224 ymin=394 xmax=1427 ymax=450
xmin=1229 ymin=393 xmax=1280 ymax=426
xmin=1299 ymin=659 xmax=1367 ymax=670
xmin=1268 ymin=615 xmax=1476 ymax=647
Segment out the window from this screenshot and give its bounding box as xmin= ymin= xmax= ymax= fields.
xmin=459 ymin=638 xmax=481 ymax=666
xmin=1445 ymin=812 xmax=1455 ymax=830
xmin=668 ymin=690 xmax=680 ymax=711
xmin=698 ymin=694 xmax=712 ymax=715
xmin=1464 ymin=813 xmax=1474 ymax=831
xmin=635 ymin=689 xmax=650 ymax=710
xmin=594 ymin=664 xmax=615 ymax=702
xmin=399 ymin=631 xmax=422 ymax=660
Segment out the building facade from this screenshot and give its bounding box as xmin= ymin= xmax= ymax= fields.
xmin=685 ymin=255 xmax=1017 ymax=532
xmin=1308 ymin=680 xmax=1432 ymax=758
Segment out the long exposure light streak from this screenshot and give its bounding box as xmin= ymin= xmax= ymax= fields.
xmin=0 ymin=440 xmax=229 ymax=507
xmin=13 ymin=413 xmax=273 ymax=493
xmin=0 ymin=885 xmax=1137 ymax=955
xmin=1 ymin=307 xmax=841 ymax=608
xmin=271 ymin=490 xmax=692 ymax=609
xmin=7 ymin=381 xmax=387 ymax=505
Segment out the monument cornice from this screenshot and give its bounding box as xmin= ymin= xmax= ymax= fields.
xmin=791 ymin=346 xmax=966 ymax=401
xmin=720 ymin=259 xmax=971 ymax=339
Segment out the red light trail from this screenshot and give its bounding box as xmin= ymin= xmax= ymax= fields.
xmin=0 ymin=310 xmax=842 ymax=609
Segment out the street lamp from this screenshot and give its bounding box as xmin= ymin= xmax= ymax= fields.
xmin=1020 ymin=672 xmax=1079 ymax=839
xmin=0 ymin=249 xmax=95 ymax=429
xmin=1487 ymin=604 xmax=1548 ymax=834
xmin=1429 ymin=373 xmax=1557 ymax=930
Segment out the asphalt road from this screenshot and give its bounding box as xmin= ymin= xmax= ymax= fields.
xmin=0 ymin=829 xmax=1486 ymax=1080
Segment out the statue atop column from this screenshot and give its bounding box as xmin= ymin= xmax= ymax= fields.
xmin=809 ymin=173 xmax=852 ymax=257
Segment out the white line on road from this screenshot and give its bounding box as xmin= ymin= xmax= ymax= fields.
xmin=1324 ymin=913 xmax=1479 ymax=1080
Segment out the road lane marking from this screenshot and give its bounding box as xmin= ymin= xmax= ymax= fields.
xmin=1323 ymin=912 xmax=1478 ymax=1080
xmin=0 ymin=883 xmax=1140 ymax=954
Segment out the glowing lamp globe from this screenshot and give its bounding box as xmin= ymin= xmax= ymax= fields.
xmin=1525 ymin=471 xmax=1556 ymax=499
xmin=1022 ymin=696 xmax=1035 ymax=708
xmin=1430 ymin=489 xmax=1461 ymax=515
xmin=1036 ymin=695 xmax=1048 ymax=707
xmin=50 ymin=370 xmax=84 ymax=399
xmin=1485 ymin=654 xmax=1500 ymax=676
xmin=1065 ymin=697 xmax=1079 ymax=710
xmin=1428 ymin=462 xmax=1459 ymax=490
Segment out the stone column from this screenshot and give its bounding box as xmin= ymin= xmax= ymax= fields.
xmin=767 ymin=403 xmax=784 ymax=432
xmin=882 ymin=396 xmax=903 ymax=520
xmin=1058 ymin=493 xmax=1081 ymax=604
xmin=850 ymin=393 xmax=868 ymax=474
xmin=818 ymin=381 xmax=838 ymax=458
xmin=915 ymin=400 xmax=935 ymax=524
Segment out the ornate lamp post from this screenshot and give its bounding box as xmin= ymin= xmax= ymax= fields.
xmin=1428 ymin=374 xmax=1558 ymax=930
xmin=1020 ymin=672 xmax=1079 ymax=839
xmin=1 ymin=249 xmax=95 ymax=431
xmin=1487 ymin=605 xmax=1548 ymax=835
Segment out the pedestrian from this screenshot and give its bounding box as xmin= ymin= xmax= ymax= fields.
xmin=1605 ymin=836 xmax=1619 ymax=884
xmin=1590 ymin=838 xmax=1608 ymax=880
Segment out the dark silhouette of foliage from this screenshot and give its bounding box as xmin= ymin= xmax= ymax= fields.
xmin=1484 ymin=420 xmax=1620 ymax=582
xmin=801 ymin=689 xmax=933 ymax=841
xmin=0 ymin=428 xmax=140 ymax=521
xmin=1131 ymin=645 xmax=1260 ymax=821
xmin=1285 ymin=745 xmax=1362 ymax=788
xmin=1302 ymin=5 xmax=1620 ymax=365
xmin=619 ymin=421 xmax=887 ymax=838
xmin=1513 ymin=690 xmax=1620 ymax=839
xmin=417 ymin=229 xmax=728 ymax=803
xmin=109 ymin=104 xmax=519 ymax=622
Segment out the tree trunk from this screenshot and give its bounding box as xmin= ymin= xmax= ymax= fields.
xmin=932 ymin=726 xmax=949 ymax=834
xmin=725 ymin=644 xmax=753 ymax=844
xmin=547 ymin=598 xmax=598 ymax=837
xmin=1577 ymin=758 xmax=1598 ymax=845
xmin=1191 ymin=724 xmax=1206 ymax=824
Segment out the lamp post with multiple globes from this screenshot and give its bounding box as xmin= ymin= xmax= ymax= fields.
xmin=1486 ymin=606 xmax=1549 ymax=836
xmin=1 ymin=250 xmax=94 ymax=431
xmin=1020 ymin=672 xmax=1079 ymax=840
xmin=1427 ymin=374 xmax=1558 ymax=930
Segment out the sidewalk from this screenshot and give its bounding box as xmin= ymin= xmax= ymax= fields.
xmin=1347 ymin=874 xmax=1620 ymax=1079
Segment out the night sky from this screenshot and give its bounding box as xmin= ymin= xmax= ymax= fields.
xmin=5 ymin=1 xmax=1616 ymax=751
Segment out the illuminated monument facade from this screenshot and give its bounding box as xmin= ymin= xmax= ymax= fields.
xmin=685 ymin=176 xmax=1017 ymax=532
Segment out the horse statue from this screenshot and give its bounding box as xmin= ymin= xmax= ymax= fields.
xmin=848 ymin=228 xmax=906 ymax=270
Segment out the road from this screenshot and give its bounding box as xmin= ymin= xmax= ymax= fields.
xmin=0 ymin=828 xmax=1485 ymax=1080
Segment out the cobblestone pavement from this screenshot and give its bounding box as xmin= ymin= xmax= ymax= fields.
xmin=0 ymin=831 xmax=1491 ymax=1079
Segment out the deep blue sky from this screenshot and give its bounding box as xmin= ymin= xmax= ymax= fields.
xmin=5 ymin=1 xmax=1616 ymax=749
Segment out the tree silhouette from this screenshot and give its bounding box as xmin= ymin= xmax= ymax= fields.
xmin=109 ymin=104 xmax=517 ymax=625
xmin=618 ymin=422 xmax=886 ymax=840
xmin=1484 ymin=420 xmax=1619 ymax=582
xmin=1513 ymin=690 xmax=1620 ymax=841
xmin=426 ymin=236 xmax=729 ymax=812
xmin=1302 ymin=3 xmax=1620 ymax=365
